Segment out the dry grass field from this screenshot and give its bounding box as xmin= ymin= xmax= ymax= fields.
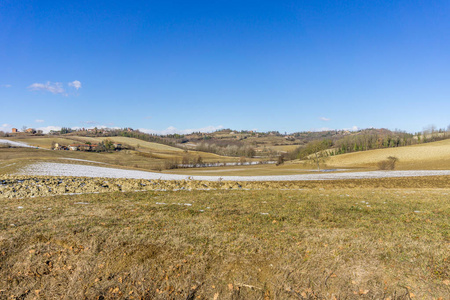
xmin=2 ymin=137 xmax=82 ymax=149
xmin=66 ymin=136 xmax=247 ymax=163
xmin=261 ymin=144 xmax=300 ymax=153
xmin=68 ymin=136 xmax=185 ymax=153
xmin=2 ymin=136 xmax=450 ymax=178
xmin=326 ymin=139 xmax=450 ymax=170
xmin=0 ymin=182 xmax=449 ymax=299
xmin=163 ymin=163 xmax=322 ymax=176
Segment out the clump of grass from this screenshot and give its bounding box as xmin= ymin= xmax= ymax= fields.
xmin=377 ymin=156 xmax=399 ymax=170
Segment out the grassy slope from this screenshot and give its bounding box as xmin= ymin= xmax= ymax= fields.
xmin=326 ymin=139 xmax=450 ymax=170
xmin=67 ymin=136 xmax=244 ymax=162
xmin=68 ymin=136 xmax=184 ymax=152
xmin=1 ymin=186 xmax=448 ymax=299
xmin=163 ymin=163 xmax=319 ymax=176
xmin=0 ymin=136 xmax=246 ymax=175
xmin=2 ymin=137 xmax=82 ymax=148
xmin=2 ymin=137 xmax=450 ymax=176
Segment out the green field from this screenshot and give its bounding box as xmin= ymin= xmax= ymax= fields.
xmin=1 ymin=185 xmax=448 ymax=299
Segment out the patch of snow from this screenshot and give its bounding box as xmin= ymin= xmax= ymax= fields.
xmin=0 ymin=139 xmax=35 ymax=148
xmin=16 ymin=162 xmax=450 ymax=182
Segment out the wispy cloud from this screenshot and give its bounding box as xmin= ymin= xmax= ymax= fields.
xmin=320 ymin=117 xmax=331 ymax=121
xmin=81 ymin=121 xmax=98 ymax=125
xmin=310 ymin=127 xmax=333 ymax=132
xmin=310 ymin=125 xmax=359 ymax=132
xmin=139 ymin=125 xmax=224 ymax=135
xmin=36 ymin=126 xmax=62 ymax=133
xmin=0 ymin=123 xmax=13 ymax=132
xmin=346 ymin=126 xmax=359 ymax=131
xmin=28 ymin=82 xmax=66 ymax=95
xmin=1 ymin=84 xmax=12 ymax=88
xmin=68 ymin=80 xmax=81 ymax=90
xmin=35 ymin=119 xmax=45 ymax=123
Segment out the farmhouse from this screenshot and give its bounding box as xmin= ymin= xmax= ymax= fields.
xmin=25 ymin=128 xmax=36 ymax=134
xmin=53 ymin=143 xmax=68 ymax=150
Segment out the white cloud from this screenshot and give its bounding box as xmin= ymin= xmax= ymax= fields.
xmin=36 ymin=126 xmax=62 ymax=133
xmin=71 ymin=125 xmax=120 ymax=131
xmin=347 ymin=125 xmax=359 ymax=131
xmin=1 ymin=84 xmax=12 ymax=88
xmin=68 ymin=80 xmax=82 ymax=90
xmin=82 ymin=121 xmax=98 ymax=125
xmin=310 ymin=127 xmax=333 ymax=132
xmin=309 ymin=125 xmax=359 ymax=132
xmin=28 ymin=82 xmax=66 ymax=95
xmin=139 ymin=125 xmax=224 ymax=135
xmin=320 ymin=117 xmax=331 ymax=121
xmin=0 ymin=123 xmax=13 ymax=132
xmin=35 ymin=119 xmax=45 ymax=123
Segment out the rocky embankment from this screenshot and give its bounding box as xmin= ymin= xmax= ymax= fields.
xmin=0 ymin=175 xmax=294 ymax=199
xmin=2 ymin=175 xmax=449 ymax=199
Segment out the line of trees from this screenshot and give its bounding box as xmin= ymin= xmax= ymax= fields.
xmin=195 ymin=141 xmax=256 ymax=157
xmin=288 ymin=126 xmax=450 ymax=163
xmin=332 ymin=131 xmax=415 ymax=155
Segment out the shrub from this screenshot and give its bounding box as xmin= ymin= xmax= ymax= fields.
xmin=181 ymin=155 xmax=190 ymax=166
xmin=276 ymin=154 xmax=285 ymax=166
xmin=377 ymin=156 xmax=399 ymax=170
xmin=163 ymin=159 xmax=180 ymax=170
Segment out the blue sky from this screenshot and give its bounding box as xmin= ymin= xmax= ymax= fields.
xmin=1 ymin=0 xmax=449 ymax=134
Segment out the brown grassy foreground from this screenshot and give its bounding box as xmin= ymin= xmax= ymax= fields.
xmin=1 ymin=179 xmax=449 ymax=299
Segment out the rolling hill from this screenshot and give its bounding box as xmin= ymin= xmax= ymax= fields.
xmin=325 ymin=138 xmax=450 ymax=170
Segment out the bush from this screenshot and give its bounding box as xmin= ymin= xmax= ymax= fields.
xmin=276 ymin=154 xmax=285 ymax=166
xmin=377 ymin=156 xmax=399 ymax=170
xmin=163 ymin=159 xmax=180 ymax=170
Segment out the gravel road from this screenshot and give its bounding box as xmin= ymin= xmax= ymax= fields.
xmin=18 ymin=162 xmax=450 ymax=181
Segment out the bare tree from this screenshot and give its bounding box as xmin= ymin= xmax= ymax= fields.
xmin=305 ymin=140 xmax=330 ymax=170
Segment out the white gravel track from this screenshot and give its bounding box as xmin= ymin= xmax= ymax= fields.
xmin=17 ymin=162 xmax=450 ymax=181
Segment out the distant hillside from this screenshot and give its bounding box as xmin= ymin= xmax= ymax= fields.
xmin=5 ymin=126 xmax=448 ymax=159
xmin=326 ymin=139 xmax=450 ymax=170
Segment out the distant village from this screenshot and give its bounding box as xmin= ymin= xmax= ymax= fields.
xmin=7 ymin=127 xmax=135 ymax=136
xmin=11 ymin=127 xmax=40 ymax=134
